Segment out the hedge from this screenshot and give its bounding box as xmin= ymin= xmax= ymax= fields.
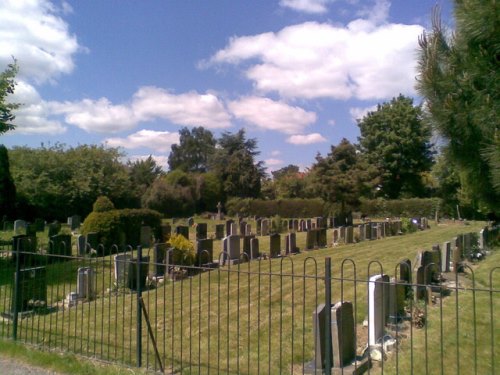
xmin=226 ymin=198 xmax=326 ymax=218
xmin=359 ymin=198 xmax=442 ymax=218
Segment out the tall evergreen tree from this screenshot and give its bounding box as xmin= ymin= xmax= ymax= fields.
xmin=168 ymin=127 xmax=216 ymax=173
xmin=417 ymin=2 xmax=500 ymax=213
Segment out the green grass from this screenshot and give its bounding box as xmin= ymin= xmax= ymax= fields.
xmin=0 ymin=220 xmax=495 ymax=374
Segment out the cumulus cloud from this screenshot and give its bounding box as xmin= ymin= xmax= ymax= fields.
xmin=279 ymin=0 xmax=333 ymax=14
xmin=210 ymin=18 xmax=424 ymax=100
xmin=104 ymin=130 xmax=180 ymax=153
xmin=127 ymin=154 xmax=169 ymax=170
xmin=228 ymin=96 xmax=316 ymax=134
xmin=349 ymin=104 xmax=377 ymax=122
xmin=0 ymin=0 xmax=81 ymax=83
xmin=271 ymin=150 xmax=282 ymax=156
xmin=286 ymin=133 xmax=327 ymax=145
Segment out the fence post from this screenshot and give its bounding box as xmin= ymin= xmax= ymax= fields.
xmin=324 ymin=257 xmax=332 ymax=374
xmin=12 ymin=241 xmax=21 ymax=340
xmin=136 ymin=245 xmax=143 ymax=368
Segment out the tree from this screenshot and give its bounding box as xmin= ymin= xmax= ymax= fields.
xmin=357 ymin=95 xmax=434 ymax=199
xmin=209 ymin=129 xmax=265 ymax=199
xmin=0 ymin=145 xmax=16 ymax=217
xmin=128 ymin=155 xmax=163 ymax=195
xmin=417 ymin=2 xmax=500 ymax=213
xmin=168 ymin=127 xmax=216 ymax=172
xmin=270 ymin=165 xmax=311 ymax=199
xmin=311 ymin=138 xmax=378 ymax=213
xmin=0 ymin=60 xmax=20 ymax=135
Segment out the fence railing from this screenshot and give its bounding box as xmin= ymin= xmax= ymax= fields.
xmin=0 ymin=235 xmax=499 ymax=374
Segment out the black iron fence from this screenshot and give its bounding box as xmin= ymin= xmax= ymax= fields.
xmin=0 ymin=232 xmax=499 ymax=374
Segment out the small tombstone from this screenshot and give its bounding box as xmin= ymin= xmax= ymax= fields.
xmin=365 ymin=224 xmax=372 ymax=240
xmin=415 ymin=265 xmax=432 ymax=301
xmin=127 ymin=256 xmax=150 ymax=291
xmin=269 ymin=233 xmax=281 ymax=258
xmin=398 ymin=259 xmax=412 ymax=284
xmin=140 ymin=226 xmax=152 ymax=248
xmin=224 ymin=234 xmax=241 ymax=264
xmin=306 ymin=219 xmax=312 ymax=231
xmin=299 ymin=219 xmax=306 ymax=232
xmin=368 ymin=274 xmax=390 ymax=346
xmin=306 ymin=229 xmax=316 ymax=250
xmin=196 ymin=223 xmax=208 ymax=240
xmin=250 ymin=237 xmax=260 ymax=259
xmin=332 ymin=229 xmax=339 ymax=245
xmin=215 ymin=224 xmax=225 ymax=240
xmin=49 ymin=234 xmax=72 ymax=260
xmin=261 ymin=219 xmax=269 ymax=236
xmin=293 ymin=219 xmax=299 ymax=232
xmin=14 ymin=219 xmax=27 ymax=233
xmin=114 ymin=253 xmax=132 ymax=286
xmin=370 ymin=224 xmax=378 ymax=240
xmin=77 ymin=267 xmax=96 ymax=300
xmin=153 ymin=243 xmax=168 ymax=276
xmin=339 ymin=227 xmax=346 ymax=243
xmin=256 ymin=218 xmax=262 ymax=236
xmin=311 ymin=222 xmax=317 ymax=230
xmin=12 ymin=235 xmax=38 ymax=267
xmin=160 ymin=224 xmax=172 ymax=242
xmin=463 ymin=232 xmax=472 ymax=259
xmin=358 ymin=224 xmax=365 ymax=242
xmin=285 ymin=232 xmax=298 ymax=254
xmin=441 ymin=241 xmax=451 ymax=272
xmin=76 ymin=235 xmax=87 ymax=256
xmin=196 ymin=238 xmax=213 ymax=265
xmin=12 ymin=266 xmax=47 ymax=312
xmin=245 ymin=223 xmax=252 ymax=236
xmin=315 ymin=217 xmax=324 ymax=229
xmin=175 ymin=225 xmax=189 ymax=240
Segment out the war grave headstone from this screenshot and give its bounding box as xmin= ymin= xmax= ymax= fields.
xmin=368 ymin=274 xmax=390 ymax=347
xmin=269 ymin=233 xmax=281 ymax=258
xmin=292 ymin=219 xmax=299 ymax=232
xmin=215 ymin=224 xmax=225 ymax=240
xmin=77 ymin=267 xmax=96 ymax=300
xmin=140 ymin=226 xmax=152 ymax=248
xmin=175 ymin=225 xmax=189 ymax=240
xmin=196 ymin=223 xmax=208 ymax=240
xmin=127 ymin=256 xmax=150 ymax=291
xmin=153 ymin=243 xmax=168 ymax=276
xmin=441 ymin=241 xmax=451 ymax=272
xmin=285 ymin=232 xmax=298 ymax=254
xmin=250 ymin=237 xmax=260 ymax=259
xmin=14 ymin=219 xmax=27 ymax=233
xmin=261 ymin=219 xmax=269 ymax=236
xmin=114 ymin=253 xmax=132 ymax=286
xmin=196 ymin=238 xmax=214 ymax=265
xmin=10 ymin=266 xmax=47 ymax=314
xmin=76 ymin=235 xmax=87 ymax=256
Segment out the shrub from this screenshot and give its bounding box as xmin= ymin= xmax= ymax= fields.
xmin=93 ymin=196 xmax=115 ymax=212
xmin=118 ymin=208 xmax=162 ymax=246
xmin=81 ymin=210 xmax=123 ymax=253
xmin=167 ymin=234 xmax=195 ymax=266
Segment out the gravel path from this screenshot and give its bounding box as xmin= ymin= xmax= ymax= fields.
xmin=0 ymin=355 xmax=63 ymax=375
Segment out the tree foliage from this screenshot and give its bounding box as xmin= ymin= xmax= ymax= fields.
xmin=128 ymin=155 xmax=163 ymax=194
xmin=0 ymin=145 xmax=16 ymax=217
xmin=168 ymin=126 xmax=216 ymax=173
xmin=0 ymin=60 xmax=20 ymax=135
xmin=417 ymin=2 xmax=500 ymax=213
xmin=357 ymin=95 xmax=434 ymax=199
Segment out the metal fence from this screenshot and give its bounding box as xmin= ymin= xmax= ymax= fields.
xmin=0 ymin=237 xmax=499 ymax=374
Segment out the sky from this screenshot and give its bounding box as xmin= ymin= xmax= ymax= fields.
xmin=1 ymin=0 xmax=453 ymax=174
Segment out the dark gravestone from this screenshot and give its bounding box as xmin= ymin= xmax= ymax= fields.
xmin=388 ymin=277 xmax=406 ymax=324
xmin=68 ymin=215 xmax=81 ymax=230
xmin=250 ymin=237 xmax=260 ymax=259
xmin=76 ymin=235 xmax=87 ymax=256
xmin=285 ymin=232 xmax=298 ymax=254
xmin=49 ymin=234 xmax=72 ymax=261
xmin=47 ymin=221 xmax=61 ymax=237
xmin=398 ymin=259 xmax=412 ymax=283
xmin=225 ymin=220 xmax=234 ymax=237
xmin=415 ymin=265 xmax=432 ymax=300
xmin=306 ymin=229 xmax=317 ymax=250
xmin=196 ymin=238 xmax=213 ymax=265
xmin=242 ymin=235 xmax=255 ymax=258
xmin=12 ymin=266 xmax=47 ymax=312
xmin=345 ymin=226 xmax=354 ymax=244
xmin=256 ymin=219 xmax=262 ymax=236
xmin=175 ymin=225 xmax=189 ymax=240
xmin=187 ymin=217 xmax=194 ymax=226
xmin=318 ymin=228 xmax=327 ymax=247
xmin=196 ymin=223 xmax=208 ymax=240
xmin=140 ymin=226 xmax=152 ymax=248
xmin=421 ymin=250 xmax=439 ymax=282
xmin=153 ymin=243 xmax=168 ymax=276
xmin=269 ymin=233 xmax=281 ymax=258
xmin=239 ymin=221 xmax=247 ymax=236
xmin=160 ymin=224 xmax=171 ymax=242
xmin=313 ymin=303 xmax=331 ymax=369
xmin=127 ymin=256 xmax=149 ymax=291
xmin=331 ymin=301 xmax=356 ymax=368
xmin=12 ymin=235 xmax=38 ymax=267
xmin=215 ymin=224 xmax=225 ymax=240
xmin=86 ymin=232 xmax=99 ymax=252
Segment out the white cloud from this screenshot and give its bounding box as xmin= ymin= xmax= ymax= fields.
xmin=286 ymin=133 xmax=327 ymax=145
xmin=128 ymin=154 xmax=169 ymax=170
xmin=0 ymin=0 xmax=81 ymax=84
xmin=349 ymin=104 xmax=377 ymax=122
xmin=210 ymin=19 xmax=424 ymax=101
xmin=228 ymin=96 xmax=316 ymax=134
xmin=271 ymin=150 xmax=282 ymax=156
xmin=104 ymin=130 xmax=180 ymax=153
xmin=265 ymin=158 xmax=284 ymax=166
xmin=279 ymin=0 xmax=333 ymax=14
xmin=356 ymin=0 xmax=390 ymax=24
xmin=132 ymin=86 xmax=231 ymax=129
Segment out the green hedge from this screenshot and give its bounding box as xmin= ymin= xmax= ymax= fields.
xmin=226 ymin=198 xmax=326 ymax=218
xmin=359 ymin=198 xmax=442 ymax=218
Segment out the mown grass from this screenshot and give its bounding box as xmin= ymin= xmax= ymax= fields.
xmin=0 ymin=220 xmax=495 ymax=374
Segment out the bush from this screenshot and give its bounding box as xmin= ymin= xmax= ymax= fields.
xmin=81 ymin=210 xmax=123 ymax=253
xmin=93 ymin=196 xmax=115 ymax=212
xmin=167 ymin=234 xmax=195 ymax=266
xmin=118 ymin=208 xmax=162 ymax=246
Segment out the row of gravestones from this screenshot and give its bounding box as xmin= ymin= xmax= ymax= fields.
xmin=4 ymin=216 xmax=82 ymax=234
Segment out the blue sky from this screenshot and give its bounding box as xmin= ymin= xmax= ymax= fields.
xmin=1 ymin=0 xmax=452 ymax=173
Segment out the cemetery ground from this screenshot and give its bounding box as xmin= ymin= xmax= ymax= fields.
xmin=0 ymin=219 xmax=498 ymax=374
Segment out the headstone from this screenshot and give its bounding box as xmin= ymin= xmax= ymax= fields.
xmin=77 ymin=267 xmax=96 ymax=300
xmin=345 ymin=226 xmax=354 ymax=244
xmin=441 ymin=241 xmax=451 ymax=272
xmin=14 ymin=219 xmax=27 ymax=233
xmin=127 ymin=256 xmax=149 ymax=291
xmin=306 ymin=229 xmax=317 ymax=250
xmin=196 ymin=238 xmax=213 ymax=265
xmin=175 ymin=225 xmax=189 ymax=240
xmin=225 ymin=234 xmax=241 ymax=264
xmin=25 ymin=224 xmax=37 ymax=237
xmin=332 ymin=228 xmax=339 ymax=245
xmin=318 ymin=228 xmax=327 ymax=247
xmin=48 ymin=234 xmax=72 ymax=260
xmin=187 ymin=217 xmax=194 ymax=226
xmin=47 ymin=221 xmax=61 ymax=237
xmin=239 ymin=221 xmax=247 ymax=236
xmin=463 ymin=232 xmax=472 ymax=259
xmin=261 ymin=219 xmax=269 ymax=236
xmin=398 ymin=259 xmax=412 ymax=284
xmin=371 ymin=224 xmax=377 ymax=240
xmin=230 ymin=222 xmax=238 ymax=236
xmin=299 ymin=219 xmax=306 ymax=232
xmin=86 ymin=232 xmax=99 ymax=251
xmin=34 ymin=218 xmax=45 ymax=232
xmin=250 ymin=238 xmax=260 ymax=259
xmin=478 ymin=228 xmax=487 ymax=250
xmin=140 ymin=226 xmax=152 ymax=247
xmin=285 ymin=232 xmax=298 ymax=254
xmin=225 ymin=220 xmax=234 ymax=237
xmin=12 ymin=235 xmax=38 ymax=266
xmin=242 ymin=235 xmax=255 ymax=257
xmin=339 ymin=227 xmax=346 ymax=243
xmin=358 ymin=224 xmax=365 ymax=242
xmin=306 ymin=219 xmax=312 ymax=231
xmin=331 ymin=301 xmax=356 ymax=368
xmin=256 ymin=218 xmax=262 ymax=236
xmin=415 ymin=265 xmax=431 ymax=300
xmin=368 ymin=274 xmax=390 ymax=346
xmin=293 ymin=219 xmax=299 ymax=232
xmin=269 ymin=233 xmax=281 ymax=258
xmin=68 ymin=215 xmax=81 ymax=230
xmin=11 ymin=266 xmax=47 ymax=312
xmin=315 ymin=217 xmax=324 ymax=229
xmin=196 ymin=223 xmax=208 ymax=240
xmin=153 ymin=243 xmax=168 ymax=276
xmin=160 ymin=224 xmax=171 ymax=242
xmin=215 ymin=224 xmax=225 ymax=240
xmin=245 ymin=223 xmax=252 ymax=236
xmin=76 ymin=235 xmax=87 ymax=256
xmin=114 ymin=253 xmax=132 ymax=286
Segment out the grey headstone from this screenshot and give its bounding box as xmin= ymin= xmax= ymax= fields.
xmin=77 ymin=267 xmax=96 ymax=300
xmin=261 ymin=219 xmax=269 ymax=236
xmin=14 ymin=219 xmax=27 ymax=233
xmin=285 ymin=232 xmax=298 ymax=254
xmin=76 ymin=234 xmax=87 ymax=256
xmin=227 ymin=234 xmax=240 ymax=261
xmin=114 ymin=253 xmax=132 ymax=286
xmin=441 ymin=242 xmax=451 ymax=272
xmin=140 ymin=226 xmax=152 ymax=248
xmin=127 ymin=256 xmax=149 ymax=291
xmin=250 ymin=238 xmax=259 ymax=259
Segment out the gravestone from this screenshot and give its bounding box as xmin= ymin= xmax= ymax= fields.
xmin=293 ymin=219 xmax=299 ymax=232
xmin=441 ymin=242 xmax=451 ymax=272
xmin=315 ymin=217 xmax=324 ymax=229
xmin=14 ymin=219 xmax=27 ymax=233
xmin=49 ymin=234 xmax=72 ymax=260
xmin=114 ymin=253 xmax=132 ymax=286
xmin=76 ymin=235 xmax=87 ymax=256
xmin=225 ymin=220 xmax=234 ymax=237
xmin=261 ymin=219 xmax=269 ymax=236
xmin=306 ymin=229 xmax=317 ymax=250
xmin=345 ymin=226 xmax=354 ymax=244
xmin=196 ymin=223 xmax=208 ymax=240
xmin=368 ymin=274 xmax=390 ymax=346
xmin=318 ymin=228 xmax=327 ymax=247
xmin=285 ymin=232 xmax=298 ymax=254
xmin=215 ymin=224 xmax=225 ymax=240
xmin=140 ymin=226 xmax=152 ymax=247
xmin=358 ymin=225 xmax=365 ymax=242
xmin=47 ymin=221 xmax=61 ymax=237
xmin=12 ymin=235 xmax=38 ymax=267
xmin=331 ymin=301 xmax=357 ymax=369
xmin=26 ymin=224 xmax=37 ymax=237
xmin=370 ymin=224 xmax=377 ymax=240
xmin=127 ymin=256 xmax=150 ymax=291
xmin=196 ymin=238 xmax=213 ymax=265
xmin=34 ymin=218 xmax=45 ymax=232
xmin=153 ymin=243 xmax=168 ymax=276
xmin=398 ymin=259 xmax=412 ymax=284
xmin=160 ymin=224 xmax=171 ymax=242
xmin=245 ymin=223 xmax=252 ymax=236
xmin=250 ymin=238 xmax=260 ymax=259
xmin=68 ymin=215 xmax=81 ymax=230
xmin=86 ymin=232 xmax=99 ymax=252
xmin=269 ymin=233 xmax=281 ymax=258
xmin=11 ymin=266 xmax=47 ymax=312
xmin=299 ymin=219 xmax=306 ymax=232
xmin=463 ymin=232 xmax=472 ymax=259
xmin=242 ymin=235 xmax=255 ymax=258
xmin=239 ymin=221 xmax=247 ymax=236
xmin=420 ymin=250 xmax=439 ymax=282
xmin=339 ymin=227 xmax=346 ymax=243
xmin=187 ymin=217 xmax=194 ymax=226
xmin=77 ymin=267 xmax=96 ymax=300
xmin=365 ymin=224 xmax=372 ymax=240
xmin=175 ymin=225 xmax=189 ymax=240
xmin=230 ymin=222 xmax=238 ymax=236
xmin=223 ymin=234 xmax=241 ymax=264
xmin=478 ymin=228 xmax=487 ymax=250
xmin=415 ymin=265 xmax=432 ymax=300
xmin=306 ymin=219 xmax=312 ymax=231
xmin=332 ymin=228 xmax=339 ymax=245
xmin=256 ymin=218 xmax=262 ymax=236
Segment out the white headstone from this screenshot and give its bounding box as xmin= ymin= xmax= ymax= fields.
xmin=368 ymin=274 xmax=390 ymax=346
